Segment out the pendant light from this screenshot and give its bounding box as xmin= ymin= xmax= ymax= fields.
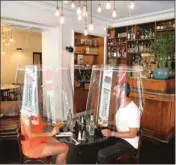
xmin=89 ymin=0 xmax=94 ymax=31
xmin=2 ymin=28 xmax=6 ymax=43
xmin=77 ymin=1 xmax=82 ymax=15
xmin=55 ymin=1 xmax=60 ymax=16
xmin=77 ymin=15 xmax=82 ymax=21
xmin=97 ymin=0 xmax=102 ymax=13
xmin=10 ymin=29 xmax=14 ymax=43
xmin=112 ymin=1 xmax=117 ymax=18
xmin=2 ymin=43 xmax=5 ymax=55
xmin=129 ymin=1 xmax=135 ymax=9
xmin=71 ymin=0 xmax=75 ymax=9
xmin=84 ymin=17 xmax=88 ymax=36
xmin=106 ymin=0 xmax=111 ymax=10
xmin=60 ymin=1 xmax=65 ymax=24
xmin=82 ymin=1 xmax=88 ymax=17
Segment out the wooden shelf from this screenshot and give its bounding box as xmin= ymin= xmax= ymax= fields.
xmin=108 ymin=36 xmax=127 ymax=40
xmin=127 ymin=38 xmax=155 ymax=42
xmin=108 ymin=44 xmax=126 ymax=47
xmin=74 ymin=53 xmax=98 ymax=56
xmin=75 ymin=44 xmax=99 ymax=47
xmin=127 ymin=52 xmax=152 ymax=54
xmin=155 ymin=28 xmax=174 ymax=32
xmin=108 ymin=57 xmax=127 ymax=59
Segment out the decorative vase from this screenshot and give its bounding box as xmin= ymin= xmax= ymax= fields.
xmin=153 ymin=68 xmax=169 ymax=80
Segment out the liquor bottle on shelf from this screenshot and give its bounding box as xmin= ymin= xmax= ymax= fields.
xmin=113 ymin=48 xmax=117 ymax=57
xmin=140 ymin=31 xmax=145 ymax=39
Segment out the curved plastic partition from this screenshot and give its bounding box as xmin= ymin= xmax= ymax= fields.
xmin=85 ymin=65 xmax=144 ymax=128
xmin=15 ymin=65 xmax=74 ymax=123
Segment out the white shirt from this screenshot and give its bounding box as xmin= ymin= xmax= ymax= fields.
xmin=115 ymin=101 xmax=141 ymax=149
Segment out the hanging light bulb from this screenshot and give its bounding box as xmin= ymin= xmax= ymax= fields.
xmin=77 ymin=2 xmax=82 ymax=15
xmin=9 ymin=29 xmax=14 ymax=43
xmin=10 ymin=37 xmax=14 ymax=43
xmin=60 ymin=14 xmax=65 ymax=24
xmin=112 ymin=8 xmax=117 ymax=17
xmin=77 ymin=15 xmax=82 ymax=21
xmin=60 ymin=1 xmax=65 ymax=24
xmin=2 ymin=38 xmax=6 ymax=43
xmin=71 ymin=1 xmax=75 ymax=8
xmin=55 ymin=7 xmax=60 ymax=16
xmin=97 ymin=4 xmax=102 ymax=13
xmin=63 ymin=1 xmax=68 ymax=4
xmin=2 ymin=51 xmax=5 ymax=55
xmin=84 ymin=28 xmax=88 ymax=36
xmin=82 ymin=1 xmax=88 ymax=17
xmin=55 ymin=1 xmax=60 ymax=16
xmin=106 ymin=1 xmax=111 ymax=10
xmin=89 ymin=20 xmax=94 ymax=31
xmin=129 ymin=1 xmax=135 ymax=9
xmin=112 ymin=1 xmax=116 ymax=18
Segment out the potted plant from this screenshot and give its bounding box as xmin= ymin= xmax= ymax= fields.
xmin=150 ymin=32 xmax=175 ymax=79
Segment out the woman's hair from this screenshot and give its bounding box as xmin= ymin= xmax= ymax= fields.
xmin=120 ymin=82 xmax=131 ymax=97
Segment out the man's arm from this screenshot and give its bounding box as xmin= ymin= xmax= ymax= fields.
xmin=102 ymin=128 xmax=138 ymax=138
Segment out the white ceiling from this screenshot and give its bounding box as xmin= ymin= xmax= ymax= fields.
xmin=44 ymin=1 xmax=174 ymax=21
xmin=1 ymin=1 xmax=174 ymax=33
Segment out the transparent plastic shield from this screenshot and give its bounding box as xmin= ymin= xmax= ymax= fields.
xmin=86 ymin=65 xmax=144 ymax=128
xmin=15 ymin=65 xmax=74 ymax=124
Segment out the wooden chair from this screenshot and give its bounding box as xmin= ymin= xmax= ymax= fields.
xmin=115 ymin=129 xmax=142 ymax=164
xmin=17 ymin=134 xmax=52 ymax=164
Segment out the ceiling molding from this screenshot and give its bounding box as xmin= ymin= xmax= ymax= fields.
xmin=113 ymin=8 xmax=174 ymax=27
xmin=1 ymin=17 xmax=55 ymax=31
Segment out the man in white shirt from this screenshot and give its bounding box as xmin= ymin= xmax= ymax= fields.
xmin=97 ymin=82 xmax=141 ymax=164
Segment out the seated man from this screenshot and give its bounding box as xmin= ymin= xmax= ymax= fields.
xmin=20 ymin=112 xmax=69 ymax=164
xmin=97 ymin=82 xmax=141 ymax=164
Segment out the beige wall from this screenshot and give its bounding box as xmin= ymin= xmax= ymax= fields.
xmin=1 ymin=29 xmax=42 ymax=84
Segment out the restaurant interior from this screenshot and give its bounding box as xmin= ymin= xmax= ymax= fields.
xmin=0 ymin=1 xmax=175 ymax=164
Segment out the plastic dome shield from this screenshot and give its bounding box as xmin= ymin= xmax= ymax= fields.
xmin=15 ymin=65 xmax=74 ymax=123
xmin=85 ymin=65 xmax=144 ymax=128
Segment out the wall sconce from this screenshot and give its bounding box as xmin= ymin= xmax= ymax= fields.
xmin=16 ymin=48 xmax=23 ymax=52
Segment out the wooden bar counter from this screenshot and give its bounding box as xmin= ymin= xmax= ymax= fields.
xmin=129 ymin=78 xmax=175 ymax=143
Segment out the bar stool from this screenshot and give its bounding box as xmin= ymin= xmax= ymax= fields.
xmin=17 ymin=134 xmax=52 ymax=164
xmin=115 ymin=129 xmax=142 ymax=164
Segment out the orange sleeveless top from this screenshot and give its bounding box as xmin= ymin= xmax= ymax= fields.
xmin=21 ymin=116 xmax=48 ymax=157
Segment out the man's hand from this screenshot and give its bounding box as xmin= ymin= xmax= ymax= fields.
xmin=101 ymin=129 xmax=112 ymax=137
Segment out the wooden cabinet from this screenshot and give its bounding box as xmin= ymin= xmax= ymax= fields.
xmin=129 ymin=78 xmax=175 ymax=142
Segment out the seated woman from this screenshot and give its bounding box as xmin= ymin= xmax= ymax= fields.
xmin=20 ymin=111 xmax=69 ymax=164
xmin=97 ymin=82 xmax=141 ymax=163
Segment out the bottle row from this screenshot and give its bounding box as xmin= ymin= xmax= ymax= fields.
xmin=128 ymin=42 xmax=152 ymax=53
xmin=156 ymin=21 xmax=175 ymax=30
xmin=108 ymin=47 xmax=127 ymax=58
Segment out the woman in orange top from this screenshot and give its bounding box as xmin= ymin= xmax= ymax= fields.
xmin=20 ymin=114 xmax=69 ymax=164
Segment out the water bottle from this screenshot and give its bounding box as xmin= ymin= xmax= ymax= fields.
xmin=67 ymin=109 xmax=73 ymax=130
xmin=88 ymin=115 xmax=95 ymax=136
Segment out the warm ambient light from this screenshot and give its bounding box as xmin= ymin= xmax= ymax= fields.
xmin=2 ymin=38 xmax=6 ymax=43
xmin=71 ymin=1 xmax=75 ymax=8
xmin=77 ymin=15 xmax=82 ymax=21
xmin=112 ymin=8 xmax=117 ymax=18
xmin=63 ymin=1 xmax=68 ymax=4
xmin=129 ymin=1 xmax=135 ymax=9
xmin=60 ymin=14 xmax=65 ymax=24
xmin=55 ymin=7 xmax=60 ymax=16
xmin=77 ymin=4 xmax=82 ymax=15
xmin=106 ymin=1 xmax=111 ymax=10
xmin=97 ymin=4 xmax=102 ymax=13
xmin=5 ymin=42 xmax=10 ymax=46
xmin=10 ymin=37 xmax=14 ymax=43
xmin=84 ymin=28 xmax=88 ymax=36
xmin=89 ymin=21 xmax=94 ymax=31
xmin=2 ymin=51 xmax=5 ymax=55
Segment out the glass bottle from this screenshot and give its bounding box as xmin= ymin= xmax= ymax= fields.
xmin=67 ymin=109 xmax=73 ymax=130
xmin=88 ymin=115 xmax=95 ymax=136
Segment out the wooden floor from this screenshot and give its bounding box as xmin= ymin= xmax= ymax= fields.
xmin=0 ymin=136 xmax=175 ymax=164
